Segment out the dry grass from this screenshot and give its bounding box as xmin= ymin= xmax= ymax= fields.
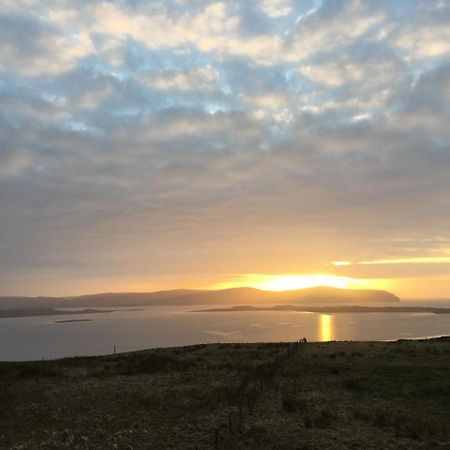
xmin=0 ymin=338 xmax=449 ymax=449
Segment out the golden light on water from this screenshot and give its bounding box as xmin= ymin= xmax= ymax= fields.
xmin=320 ymin=314 xmax=333 ymax=342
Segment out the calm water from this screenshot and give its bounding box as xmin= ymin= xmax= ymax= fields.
xmin=1 ymin=306 xmax=450 ymax=360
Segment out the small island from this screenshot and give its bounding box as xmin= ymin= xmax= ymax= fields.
xmin=0 ymin=308 xmax=115 ymax=319
xmin=54 ymin=319 xmax=93 ymax=323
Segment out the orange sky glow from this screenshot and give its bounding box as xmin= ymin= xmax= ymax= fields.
xmin=1 ymin=1 xmax=450 ymax=301
xmin=32 ymin=270 xmax=449 ymax=300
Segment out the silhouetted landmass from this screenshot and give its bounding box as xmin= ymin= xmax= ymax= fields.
xmin=0 ymin=338 xmax=449 ymax=449
xmin=54 ymin=319 xmax=93 ymax=323
xmin=0 ymin=286 xmax=400 ymax=311
xmin=194 ymin=304 xmax=450 ymax=314
xmin=0 ymin=308 xmax=116 ymax=319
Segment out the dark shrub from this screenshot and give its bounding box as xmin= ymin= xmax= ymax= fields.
xmin=16 ymin=363 xmax=63 ymax=379
xmin=282 ymin=393 xmax=297 ymax=413
xmin=315 ymin=407 xmax=337 ymax=428
xmin=342 ymin=376 xmax=364 ymax=391
xmin=117 ymin=353 xmax=192 ymax=375
xmin=304 ymin=416 xmax=313 ymax=428
xmin=282 ymin=393 xmax=307 ymax=413
xmin=245 ymin=423 xmax=268 ymax=442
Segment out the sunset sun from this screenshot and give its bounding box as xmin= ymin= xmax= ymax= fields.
xmin=209 ymin=274 xmax=379 ymax=292
xmin=247 ymin=274 xmax=354 ymax=291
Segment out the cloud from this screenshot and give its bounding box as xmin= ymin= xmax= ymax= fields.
xmin=0 ymin=0 xmax=450 ymax=295
xmin=260 ymin=0 xmax=293 ymax=18
xmin=0 ymin=11 xmax=94 ymax=77
xmin=0 ymin=149 xmax=32 ymax=178
xmin=393 ymin=1 xmax=450 ymax=60
xmin=333 ymin=256 xmax=450 ymax=266
xmin=141 ymin=66 xmax=219 ymax=91
xmin=285 ymin=1 xmax=385 ymax=62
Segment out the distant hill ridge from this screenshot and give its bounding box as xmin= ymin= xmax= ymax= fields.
xmin=0 ymin=286 xmax=399 ymax=310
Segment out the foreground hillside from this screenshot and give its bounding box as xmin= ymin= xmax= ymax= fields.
xmin=1 ymin=338 xmax=449 ymax=449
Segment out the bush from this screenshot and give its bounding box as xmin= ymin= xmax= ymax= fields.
xmin=116 ymin=353 xmax=192 ymax=375
xmin=304 ymin=416 xmax=313 ymax=428
xmin=282 ymin=393 xmax=307 ymax=413
xmin=314 ymin=407 xmax=337 ymax=428
xmin=16 ymin=363 xmax=63 ymax=379
xmin=245 ymin=423 xmax=268 ymax=442
xmin=342 ymin=376 xmax=365 ymax=391
xmin=282 ymin=393 xmax=297 ymax=413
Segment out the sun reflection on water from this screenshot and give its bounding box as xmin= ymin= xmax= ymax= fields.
xmin=320 ymin=314 xmax=333 ymax=341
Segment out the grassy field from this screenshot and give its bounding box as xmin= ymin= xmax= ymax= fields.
xmin=0 ymin=338 xmax=449 ymax=449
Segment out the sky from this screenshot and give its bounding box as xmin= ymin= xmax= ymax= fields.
xmin=1 ymin=0 xmax=450 ymax=298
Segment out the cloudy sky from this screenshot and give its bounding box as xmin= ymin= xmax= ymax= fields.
xmin=1 ymin=0 xmax=450 ymax=298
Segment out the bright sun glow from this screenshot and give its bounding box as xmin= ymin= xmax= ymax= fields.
xmin=208 ymin=274 xmax=388 ymax=292
xmin=251 ymin=275 xmax=353 ymax=291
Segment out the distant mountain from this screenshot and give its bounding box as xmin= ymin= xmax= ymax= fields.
xmin=0 ymin=286 xmax=399 ymax=310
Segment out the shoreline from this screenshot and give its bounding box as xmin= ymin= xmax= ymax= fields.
xmin=192 ymin=304 xmax=450 ymax=314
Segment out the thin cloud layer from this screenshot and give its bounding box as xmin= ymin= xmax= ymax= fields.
xmin=1 ymin=0 xmax=450 ymax=296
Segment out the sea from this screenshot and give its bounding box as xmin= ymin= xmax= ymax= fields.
xmin=1 ymin=303 xmax=450 ymax=360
